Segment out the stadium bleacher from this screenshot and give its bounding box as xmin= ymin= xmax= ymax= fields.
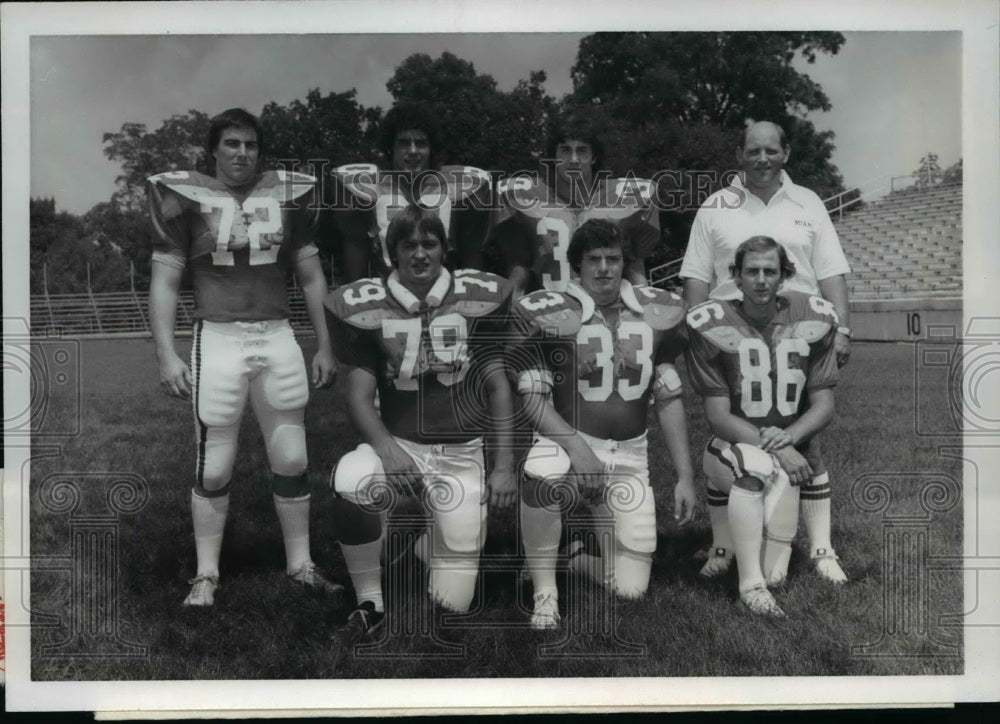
xmin=28 ymin=183 xmax=962 ymax=342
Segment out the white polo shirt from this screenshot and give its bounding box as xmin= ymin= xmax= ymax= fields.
xmin=679 ymin=171 xmax=851 ymax=300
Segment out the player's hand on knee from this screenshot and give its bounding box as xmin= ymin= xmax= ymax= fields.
xmin=158 ymin=353 xmax=192 ymax=399
xmin=673 ymin=473 xmax=697 ymax=525
xmin=485 ymin=467 xmax=517 ymax=509
xmin=758 ymin=426 xmax=792 ymax=452
xmin=375 ymin=441 xmax=423 ymax=497
xmin=773 ymin=446 xmax=813 ymax=486
xmin=834 ymin=334 xmax=851 ymax=368
xmin=311 ymin=349 xmax=337 ymax=388
xmin=571 ymin=449 xmax=606 ymax=505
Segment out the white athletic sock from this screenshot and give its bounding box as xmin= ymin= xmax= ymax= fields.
xmin=339 ymin=538 xmax=384 ymax=612
xmin=761 ymin=478 xmax=800 ymax=583
xmin=273 ymin=493 xmax=312 ymax=573
xmin=728 ymin=485 xmax=765 ymax=593
xmin=706 ymin=480 xmax=735 ymax=555
xmin=801 ymin=472 xmax=833 ymax=555
xmin=191 ymin=489 xmax=228 ymax=578
xmin=520 ymin=500 xmax=561 ymax=597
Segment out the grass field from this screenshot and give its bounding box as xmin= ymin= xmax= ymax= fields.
xmin=27 ymin=336 xmax=964 ymax=679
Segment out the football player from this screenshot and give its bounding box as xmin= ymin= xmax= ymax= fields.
xmin=148 ymin=107 xmax=341 ymax=607
xmin=510 ymin=219 xmax=696 ymax=629
xmin=332 ymin=101 xmax=493 ymax=281
xmin=685 ymin=235 xmax=839 ymax=617
xmin=681 ymin=121 xmax=850 ymax=584
xmin=488 ymin=115 xmax=660 ymax=298
xmin=324 ymin=204 xmax=516 ymax=635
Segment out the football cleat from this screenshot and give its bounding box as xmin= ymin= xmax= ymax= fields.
xmin=339 ymin=601 xmax=386 ymax=639
xmin=740 ymin=584 xmax=785 ymax=618
xmin=698 ymin=547 xmax=734 ymax=578
xmin=812 ymin=549 xmax=848 ymax=584
xmin=183 ymin=574 xmax=219 ymax=607
xmin=530 ymin=592 xmax=561 ymax=630
xmin=288 ymin=562 xmax=347 ymax=596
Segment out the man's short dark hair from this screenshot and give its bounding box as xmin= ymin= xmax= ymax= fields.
xmin=741 ymin=121 xmax=789 ymax=151
xmin=207 ymin=108 xmax=265 ymax=159
xmin=729 ymin=235 xmax=796 ymax=280
xmin=379 ymin=101 xmax=441 ymax=167
xmin=385 ymin=204 xmax=448 ymax=266
xmin=545 ymin=114 xmax=606 ymax=173
xmin=567 ymin=219 xmax=632 ymax=273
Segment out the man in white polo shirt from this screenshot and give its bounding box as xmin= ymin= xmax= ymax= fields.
xmin=680 ymin=120 xmax=852 ymax=585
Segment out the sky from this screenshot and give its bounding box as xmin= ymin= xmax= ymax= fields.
xmin=28 ymin=29 xmax=961 ymax=214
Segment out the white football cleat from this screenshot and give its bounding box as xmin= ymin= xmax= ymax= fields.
xmin=812 ymin=548 xmax=848 ymax=584
xmin=530 ymin=592 xmax=560 ymax=630
xmin=183 ymin=574 xmax=219 ymax=607
xmin=699 ymin=547 xmax=734 ymax=578
xmin=740 ymin=584 xmax=785 ymax=618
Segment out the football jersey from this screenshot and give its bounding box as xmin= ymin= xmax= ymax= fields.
xmin=492 ymin=174 xmax=660 ymax=293
xmin=685 ymin=291 xmax=839 ymax=430
xmin=331 ymin=164 xmax=492 ymax=273
xmin=147 ymin=169 xmax=319 ymax=322
xmin=510 ymin=281 xmax=687 ymax=440
xmin=325 ymin=268 xmax=512 ymax=443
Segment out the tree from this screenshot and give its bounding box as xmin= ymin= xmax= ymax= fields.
xmin=941 ymin=158 xmax=962 ymax=185
xmin=102 ymin=110 xmax=211 ymax=213
xmin=384 ymin=52 xmax=556 ymax=171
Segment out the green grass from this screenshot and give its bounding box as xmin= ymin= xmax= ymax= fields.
xmin=29 ymin=339 xmax=963 ymax=679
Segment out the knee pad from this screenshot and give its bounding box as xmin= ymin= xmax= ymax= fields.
xmin=605 ymin=475 xmax=657 ymax=555
xmin=197 ymin=425 xmax=239 ymax=492
xmin=705 ymin=439 xmax=777 ymax=490
xmin=193 ymin=481 xmax=231 ymax=499
xmin=333 ymin=444 xmax=385 ymax=505
xmin=523 ymin=438 xmax=571 ymax=481
xmin=272 ymin=472 xmax=310 ymax=498
xmin=267 ymin=422 xmax=307 ymax=477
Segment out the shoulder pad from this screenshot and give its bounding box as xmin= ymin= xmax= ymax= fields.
xmin=686 ymin=300 xmax=746 ymax=352
xmin=630 ymin=285 xmax=687 ymax=330
xmin=447 ymin=270 xmax=512 ymax=317
xmin=256 ymin=170 xmax=317 ymax=204
xmin=332 ymin=163 xmax=381 ymax=206
xmin=146 ymin=170 xmax=223 ymax=204
xmin=498 ymin=175 xmax=547 ymax=217
xmin=608 ymin=177 xmax=655 ymax=207
xmin=514 ymin=290 xmax=585 ymax=338
xmin=324 ymin=279 xmax=394 ymax=330
xmin=439 ymin=165 xmax=492 ymax=203
xmin=782 ymin=292 xmax=838 ymax=343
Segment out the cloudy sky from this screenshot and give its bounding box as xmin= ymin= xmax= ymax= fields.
xmin=26 ymin=22 xmax=963 ymax=214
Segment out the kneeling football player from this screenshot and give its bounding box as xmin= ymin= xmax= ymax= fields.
xmin=510 ymin=219 xmax=696 ymax=630
xmin=324 ymin=204 xmax=517 ymax=636
xmin=685 ymin=236 xmax=840 ymax=617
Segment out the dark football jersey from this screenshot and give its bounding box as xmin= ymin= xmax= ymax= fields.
xmin=325 ymin=268 xmax=512 ymax=443
xmin=510 ymin=281 xmax=687 ymax=440
xmin=147 ymin=169 xmax=318 ymax=322
xmin=331 ymin=164 xmax=492 ymax=273
xmin=492 ymin=174 xmax=660 ymax=293
xmin=685 ymin=291 xmax=839 ymax=429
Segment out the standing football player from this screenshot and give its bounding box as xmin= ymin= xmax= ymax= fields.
xmin=332 ymin=100 xmax=492 ymax=281
xmin=510 ymin=219 xmax=696 ymax=629
xmin=148 ymin=108 xmax=341 ymax=607
xmin=324 ymin=204 xmax=516 ymax=635
xmin=489 ymin=114 xmax=660 ymax=298
xmin=685 ymin=236 xmax=839 ymax=617
xmin=680 ymin=120 xmax=851 ymax=583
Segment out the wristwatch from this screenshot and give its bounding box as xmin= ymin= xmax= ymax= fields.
xmin=837 ymin=326 xmax=853 ymax=338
